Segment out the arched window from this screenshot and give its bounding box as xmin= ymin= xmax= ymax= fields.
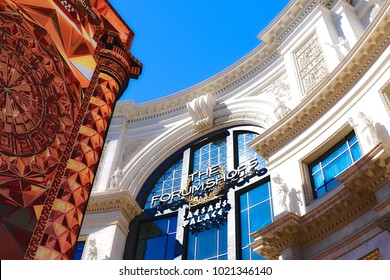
xmin=128 ymin=127 xmax=273 ymax=260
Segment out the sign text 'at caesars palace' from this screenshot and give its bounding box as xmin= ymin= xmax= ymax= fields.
xmin=151 ymin=158 xmax=268 ymax=207
xmin=184 ymin=199 xmax=230 ymax=233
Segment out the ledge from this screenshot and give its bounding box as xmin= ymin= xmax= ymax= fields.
xmin=250 ymin=4 xmax=390 ymax=160
xmin=250 ymin=141 xmax=390 ymax=259
xmin=86 ymin=190 xmax=142 ymax=223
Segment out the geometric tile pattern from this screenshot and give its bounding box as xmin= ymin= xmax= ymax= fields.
xmin=0 ymin=3 xmax=82 ymax=259
xmin=32 ymin=73 xmax=118 ymax=260
xmin=0 ymin=0 xmax=141 ymax=259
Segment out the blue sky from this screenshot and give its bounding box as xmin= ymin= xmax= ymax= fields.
xmin=109 ymin=0 xmax=290 ymax=103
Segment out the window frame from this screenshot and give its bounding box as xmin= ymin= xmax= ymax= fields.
xmin=132 ymin=212 xmax=180 ymax=260
xmin=234 ymin=176 xmax=272 ymax=260
xmin=128 ymin=126 xmax=270 ymax=260
xmin=300 ymin=126 xmax=362 ymax=205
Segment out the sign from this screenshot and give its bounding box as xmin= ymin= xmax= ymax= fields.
xmin=184 ymin=199 xmax=230 ymax=233
xmin=150 ymin=158 xmax=268 ymax=208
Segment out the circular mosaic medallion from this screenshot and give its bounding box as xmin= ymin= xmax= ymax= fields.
xmin=0 ymin=20 xmax=61 ymax=156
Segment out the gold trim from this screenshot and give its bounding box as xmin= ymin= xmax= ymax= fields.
xmin=184 ymin=166 xmax=225 ymax=206
xmin=360 ymin=249 xmax=382 ymax=260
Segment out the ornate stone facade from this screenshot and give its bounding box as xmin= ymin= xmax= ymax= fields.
xmin=80 ymin=0 xmax=390 ymax=260
xmin=0 ymin=0 xmax=141 ymax=260
xmin=295 ymin=33 xmax=329 ymax=93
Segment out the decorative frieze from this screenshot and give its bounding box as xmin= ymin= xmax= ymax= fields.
xmin=121 ymin=138 xmax=152 ymax=167
xmin=377 ymin=213 xmax=390 ymax=232
xmin=295 ymin=34 xmax=329 ymax=93
xmin=250 ymin=6 xmax=390 ymax=160
xmin=86 ymin=190 xmax=142 ymax=224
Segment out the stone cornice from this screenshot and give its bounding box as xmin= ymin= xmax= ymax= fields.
xmin=258 ymin=0 xmax=336 ymax=46
xmin=338 ymin=141 xmax=390 ymax=193
xmin=113 ymin=1 xmax=338 ymax=123
xmin=86 ymin=190 xmax=142 ymax=223
xmin=251 ymin=187 xmax=376 ymax=259
xmin=250 ymin=4 xmax=390 ymax=160
xmin=114 ymin=48 xmax=280 ymax=123
xmin=250 ymin=141 xmax=390 ymax=259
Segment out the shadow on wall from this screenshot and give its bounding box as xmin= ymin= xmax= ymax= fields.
xmin=289 ymin=188 xmax=303 ymax=216
xmin=375 ymin=122 xmax=390 ymax=143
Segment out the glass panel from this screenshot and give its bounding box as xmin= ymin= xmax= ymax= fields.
xmin=251 ymin=250 xmax=266 ymax=260
xmin=187 ymin=223 xmax=227 ymax=260
xmin=136 ymin=216 xmax=178 ymax=260
xmin=242 ymin=247 xmax=251 ymax=260
xmin=248 ymin=183 xmax=269 ymax=205
xmin=321 ymin=142 xmax=348 ymax=166
xmin=323 ymin=151 xmax=351 ymax=182
xmin=312 ymin=172 xmax=324 ymax=190
xmin=240 ymin=193 xmax=248 ymax=210
xmin=310 ymin=131 xmax=363 ymax=199
xmin=193 ymin=229 xmax=217 ymax=260
xmin=145 ymin=158 xmax=183 ymax=209
xmin=240 ymin=210 xmax=249 ymax=247
xmin=236 ymin=132 xmax=265 ymax=170
xmin=239 ymin=181 xmax=272 ymax=260
xmin=144 ymin=236 xmax=167 ymax=259
xmin=351 ymin=143 xmax=362 ymax=162
xmin=219 ymin=224 xmax=228 ymax=255
xmin=72 ymin=241 xmax=85 ymax=260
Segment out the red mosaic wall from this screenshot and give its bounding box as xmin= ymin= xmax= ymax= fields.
xmin=0 ymin=0 xmax=141 ymax=259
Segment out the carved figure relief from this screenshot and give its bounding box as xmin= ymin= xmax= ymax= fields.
xmin=348 ymin=112 xmax=379 ymax=150
xmin=187 ymin=92 xmax=215 ymax=131
xmin=274 ymin=97 xmax=291 ymax=120
xmin=109 ymin=167 xmax=124 ymax=189
xmin=369 ymin=4 xmax=380 ymax=23
xmin=86 ymin=238 xmax=98 ymax=260
xmin=326 ymin=36 xmax=350 ymax=57
xmin=272 ymin=174 xmax=289 ymax=211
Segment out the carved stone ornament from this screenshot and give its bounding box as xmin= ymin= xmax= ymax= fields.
xmin=187 ymin=92 xmax=215 ymax=131
xmin=274 ymin=98 xmax=291 ymax=120
xmin=369 ymin=4 xmax=380 ymax=23
xmin=348 ymin=112 xmax=379 ymax=151
xmin=326 ymin=36 xmax=350 ymax=57
xmin=272 ymin=174 xmax=289 ymax=211
xmin=256 ymin=73 xmax=291 ymax=99
xmin=377 ymin=213 xmax=390 ymax=232
xmin=296 ymin=34 xmax=329 ymax=93
xmin=108 ymin=167 xmax=124 ymax=190
xmin=86 ymin=237 xmax=98 ymax=260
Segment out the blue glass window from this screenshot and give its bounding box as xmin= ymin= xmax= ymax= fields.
xmin=145 ymin=158 xmax=183 ymax=209
xmin=236 ymin=132 xmax=266 ymax=169
xmin=239 ymin=181 xmax=272 ymax=260
xmin=72 ymin=241 xmax=85 ymax=260
xmin=136 ymin=216 xmax=178 ymax=260
xmin=187 ymin=223 xmax=228 ymax=260
xmin=309 ymin=131 xmax=362 ymax=199
xmin=191 ymin=138 xmax=227 ymax=196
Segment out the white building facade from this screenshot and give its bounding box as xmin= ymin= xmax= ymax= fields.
xmin=78 ymin=0 xmax=390 ymax=260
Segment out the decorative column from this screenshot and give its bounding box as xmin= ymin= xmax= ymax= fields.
xmin=25 ymin=31 xmax=141 ymax=260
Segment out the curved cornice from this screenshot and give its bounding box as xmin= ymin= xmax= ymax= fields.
xmin=113 ymin=1 xmax=339 ymax=123
xmin=250 ymin=3 xmax=390 ymax=160
xmin=120 ymin=97 xmax=276 ymax=197
xmin=86 ymin=190 xmax=142 ymax=223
